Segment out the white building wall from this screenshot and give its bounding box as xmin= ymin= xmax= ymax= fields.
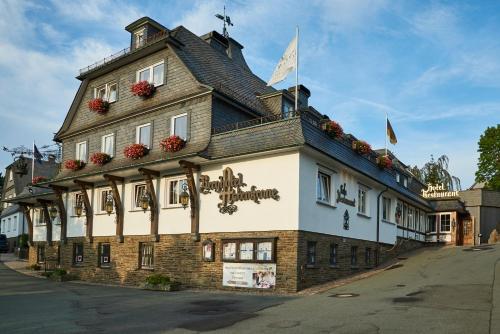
xmin=158 ymin=175 xmax=192 ymax=235
xmin=66 ymin=190 xmax=88 ymax=237
xmin=123 ymin=181 xmax=152 ymax=235
xmin=93 ymin=186 xmax=121 ymax=236
xmin=32 ymin=208 xmax=46 ymax=242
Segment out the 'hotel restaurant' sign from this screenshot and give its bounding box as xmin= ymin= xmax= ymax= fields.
xmin=421 ymin=183 xmax=459 ymax=198
xmin=200 ymin=167 xmax=280 ymax=215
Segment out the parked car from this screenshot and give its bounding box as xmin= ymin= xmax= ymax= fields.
xmin=0 ymin=234 xmax=8 ymax=253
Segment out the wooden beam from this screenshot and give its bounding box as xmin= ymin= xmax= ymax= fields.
xmin=49 ymin=184 xmax=68 ymax=192
xmin=19 ymin=203 xmax=33 ymax=247
xmin=38 ymin=200 xmax=52 ymax=245
xmin=138 ymin=167 xmax=160 ymax=177
xmin=51 ymin=187 xmax=68 ymax=244
xmin=74 ymin=181 xmax=93 ymax=243
xmin=179 ymin=160 xmax=200 ymax=241
xmin=103 ymin=174 xmax=124 ymax=243
xmin=139 ymin=169 xmax=159 ymax=242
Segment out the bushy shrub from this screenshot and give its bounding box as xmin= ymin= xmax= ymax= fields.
xmin=145 ymin=274 xmax=171 ymax=286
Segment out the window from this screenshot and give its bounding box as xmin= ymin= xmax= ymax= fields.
xmin=306 ymin=241 xmax=316 ymax=265
xmin=222 ymin=239 xmax=275 ymax=262
xmin=76 ymin=141 xmax=87 ymax=162
xmin=37 ymin=209 xmax=45 ymax=226
xmin=73 ymin=243 xmax=84 ymax=265
xmin=329 ymin=244 xmax=338 ymax=266
xmin=136 ymin=61 xmax=164 ymax=86
xmin=382 ymin=197 xmax=391 ymax=221
xmin=440 ymin=214 xmax=451 ymax=232
xmin=396 ymin=173 xmax=400 ymax=183
xmin=403 ymin=177 xmax=408 ymax=188
xmin=94 ymin=82 xmax=117 ymax=103
xmin=13 ymin=216 xmax=17 ymax=231
xmin=358 ymin=187 xmax=368 ymax=215
xmin=403 ymin=203 xmax=408 ymax=227
xmin=73 ymin=193 xmax=84 ymax=216
xmin=100 ymin=189 xmax=113 ymax=213
xmin=99 ymin=243 xmax=111 ymax=268
xmin=134 ymin=184 xmax=147 ymax=209
xmin=171 ymin=113 xmax=188 ymax=140
xmin=428 ymin=215 xmax=436 ymax=232
xmin=409 ymin=208 xmax=414 ymax=230
xmin=365 ymin=248 xmax=372 ymax=266
xmin=317 ymin=172 xmax=331 ymax=203
xmin=134 ymin=28 xmax=145 ymax=48
xmin=7 ymin=218 xmax=11 ymax=231
xmin=136 ymin=123 xmax=151 ymax=148
xmin=37 ymin=246 xmax=45 ymax=264
xmin=351 ymin=246 xmax=358 ymax=266
xmin=140 ymin=243 xmax=154 ymax=269
xmin=166 ymin=178 xmax=187 ymax=207
xmin=101 ymin=134 xmax=115 ymax=157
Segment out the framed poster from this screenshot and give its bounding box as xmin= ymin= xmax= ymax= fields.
xmin=202 ymin=239 xmax=214 ymax=262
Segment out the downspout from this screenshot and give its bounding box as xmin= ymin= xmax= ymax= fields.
xmin=376 ymin=186 xmax=389 ymax=267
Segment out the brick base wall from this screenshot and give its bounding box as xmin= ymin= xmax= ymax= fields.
xmin=28 ymin=231 xmax=425 ymax=293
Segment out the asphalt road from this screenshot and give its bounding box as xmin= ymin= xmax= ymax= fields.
xmin=1 ymin=244 xmax=499 ymax=334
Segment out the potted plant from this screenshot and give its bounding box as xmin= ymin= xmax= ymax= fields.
xmin=90 ymin=152 xmax=112 ymax=166
xmin=87 ymin=98 xmax=110 ymax=114
xmin=32 ymin=176 xmax=48 ymax=184
xmin=352 ymin=140 xmax=372 ymax=155
xmin=376 ymin=155 xmax=393 ymax=169
xmin=131 ymin=81 xmax=156 ymax=98
xmin=322 ymin=120 xmax=344 ymax=139
xmin=141 ymin=274 xmax=180 ymax=291
xmin=124 ymin=143 xmax=149 ymax=160
xmin=64 ymin=159 xmax=85 ymax=171
xmin=159 ymin=135 xmax=186 ymax=153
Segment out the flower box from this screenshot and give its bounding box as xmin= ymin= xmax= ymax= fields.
xmin=131 ymin=81 xmax=156 ymax=98
xmin=322 ymin=120 xmax=344 ymax=139
xmin=32 ymin=176 xmax=48 ymax=185
xmin=352 ymin=140 xmax=372 ymax=155
xmin=160 ymin=135 xmax=186 ymax=153
xmin=87 ymin=98 xmax=109 ymax=114
xmin=90 ymin=152 xmax=112 ymax=166
xmin=124 ymin=143 xmax=149 ymax=160
xmin=376 ymin=155 xmax=393 ymax=169
xmin=64 ymin=159 xmax=85 ymax=171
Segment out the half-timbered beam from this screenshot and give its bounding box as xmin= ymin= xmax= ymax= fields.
xmin=74 ymin=180 xmax=93 ymax=243
xmin=50 ymin=185 xmax=68 ymax=244
xmin=138 ymin=168 xmax=159 ymax=242
xmin=38 ymin=199 xmax=52 ymax=245
xmin=19 ymin=202 xmax=33 ymax=246
xmin=103 ymin=174 xmax=125 ymax=243
xmin=179 ymin=160 xmax=201 ymax=242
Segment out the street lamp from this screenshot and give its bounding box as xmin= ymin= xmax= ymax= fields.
xmin=49 ymin=205 xmax=58 ymax=220
xmin=140 ymin=192 xmax=150 ymax=213
xmin=105 ymin=193 xmax=114 ymax=216
xmin=179 ymin=182 xmax=190 ymax=209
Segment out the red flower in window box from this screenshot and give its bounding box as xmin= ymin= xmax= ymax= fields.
xmin=131 ymin=81 xmax=156 ymax=98
xmin=87 ymin=98 xmax=109 ymax=114
xmin=376 ymin=155 xmax=393 ymax=169
xmin=159 ymin=135 xmax=186 ymax=153
xmin=123 ymin=143 xmax=149 ymax=160
xmin=321 ymin=120 xmax=344 ymax=139
xmin=352 ymin=140 xmax=372 ymax=155
xmin=64 ymin=159 xmax=85 ymax=171
xmin=90 ymin=152 xmax=112 ymax=166
xmin=32 ymin=176 xmax=48 ymax=185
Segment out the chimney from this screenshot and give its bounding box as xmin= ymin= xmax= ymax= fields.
xmin=201 ymin=31 xmax=251 ymax=71
xmin=288 ymin=85 xmax=311 ymax=109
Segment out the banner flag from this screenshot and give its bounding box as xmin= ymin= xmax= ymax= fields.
xmin=267 ymin=36 xmax=297 ymax=86
xmin=387 ymin=119 xmax=397 ymax=145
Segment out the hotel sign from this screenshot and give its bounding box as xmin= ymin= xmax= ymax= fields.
xmin=421 ymin=183 xmax=459 ymax=198
xmin=199 ymin=167 xmax=280 ymax=215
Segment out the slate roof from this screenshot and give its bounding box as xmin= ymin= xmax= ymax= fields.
xmin=0 ymin=204 xmax=22 ymax=219
xmin=430 ymin=199 xmax=467 ymax=213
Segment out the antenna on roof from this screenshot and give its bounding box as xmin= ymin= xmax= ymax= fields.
xmin=215 ymin=5 xmax=233 ymax=38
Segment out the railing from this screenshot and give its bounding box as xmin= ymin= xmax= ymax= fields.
xmin=211 ymin=110 xmax=302 ymax=135
xmin=78 ymin=30 xmax=169 ymax=76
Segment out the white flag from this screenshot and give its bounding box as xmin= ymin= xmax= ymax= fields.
xmin=267 ymin=36 xmax=297 ymax=86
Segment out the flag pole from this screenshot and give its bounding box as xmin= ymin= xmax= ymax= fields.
xmin=32 ymin=140 xmax=35 ymax=182
xmin=385 ymin=113 xmax=388 ymax=157
xmin=295 ymin=25 xmax=299 ymax=112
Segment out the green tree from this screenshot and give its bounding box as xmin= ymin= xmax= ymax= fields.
xmin=413 ymin=155 xmax=461 ymax=190
xmin=475 ymin=125 xmax=500 ymax=191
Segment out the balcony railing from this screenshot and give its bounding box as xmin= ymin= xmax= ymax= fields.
xmin=211 ymin=110 xmax=303 ymax=135
xmin=78 ymin=30 xmax=169 ymax=76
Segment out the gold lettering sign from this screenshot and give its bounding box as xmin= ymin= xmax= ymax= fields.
xmin=199 ymin=167 xmax=280 ymax=215
xmin=421 ymin=183 xmax=459 ymax=198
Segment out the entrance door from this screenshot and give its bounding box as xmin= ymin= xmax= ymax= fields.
xmin=455 ymin=219 xmax=464 ymax=246
xmin=462 ymin=219 xmax=474 ymax=246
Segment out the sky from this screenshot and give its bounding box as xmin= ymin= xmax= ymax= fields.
xmin=1 ymin=0 xmax=499 ymax=189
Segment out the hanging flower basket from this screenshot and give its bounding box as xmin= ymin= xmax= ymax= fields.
xmin=352 ymin=140 xmax=372 ymax=155
xmin=87 ymin=98 xmax=109 ymax=114
xmin=159 ymin=135 xmax=186 ymax=153
xmin=90 ymin=152 xmax=112 ymax=166
xmin=321 ymin=120 xmax=344 ymax=139
xmin=124 ymin=143 xmax=149 ymax=160
xmin=131 ymin=81 xmax=156 ymax=98
xmin=64 ymin=159 xmax=85 ymax=171
xmin=376 ymin=155 xmax=392 ymax=169
xmin=32 ymin=176 xmax=48 ymax=185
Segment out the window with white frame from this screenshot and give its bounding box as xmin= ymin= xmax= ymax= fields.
xmin=409 ymin=207 xmax=414 ymax=230
xmin=136 ymin=123 xmax=151 ymax=148
xmin=166 ymin=178 xmax=187 ymax=207
xmin=358 ymin=186 xmax=368 ymax=215
xmin=134 ymin=29 xmax=145 ymax=48
xmin=101 ymin=134 xmax=115 ymax=157
xmin=36 ymin=210 xmax=45 ymax=226
xmin=94 ymin=82 xmax=117 ymax=103
xmin=13 ymin=216 xmax=17 ymax=231
xmin=73 ymin=193 xmax=84 ymax=216
xmin=136 ymin=61 xmax=164 ymax=86
xmin=403 ymin=176 xmax=408 ymax=188
xmin=134 ymin=184 xmax=147 ymax=209
xmin=382 ymin=197 xmax=391 ymax=221
xmin=317 ymin=171 xmax=331 ymax=203
xmin=99 ymin=189 xmax=113 ymax=213
xmin=171 ymin=113 xmax=187 ymax=140
xmin=76 ymin=141 xmax=87 ymax=162
xmin=440 ymin=214 xmax=451 ymax=232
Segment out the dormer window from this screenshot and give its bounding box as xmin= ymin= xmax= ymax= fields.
xmin=134 ymin=28 xmax=145 ymax=48
xmin=137 ymin=61 xmax=164 ymax=87
xmin=94 ymin=82 xmax=117 ymax=103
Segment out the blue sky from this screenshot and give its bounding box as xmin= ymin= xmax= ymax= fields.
xmin=1 ymin=0 xmax=499 ymax=188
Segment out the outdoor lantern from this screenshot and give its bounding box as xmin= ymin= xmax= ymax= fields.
xmin=179 ymin=183 xmax=190 ymax=209
xmin=105 ymin=193 xmax=114 ymax=216
xmin=140 ymin=192 xmax=150 ymax=213
xmin=452 ymin=219 xmax=456 ymax=229
xmin=74 ymin=198 xmax=83 ymax=218
xmin=49 ymin=205 xmax=58 ymax=220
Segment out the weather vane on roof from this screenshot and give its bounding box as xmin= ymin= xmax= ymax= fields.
xmin=215 ymin=6 xmax=233 ymax=38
